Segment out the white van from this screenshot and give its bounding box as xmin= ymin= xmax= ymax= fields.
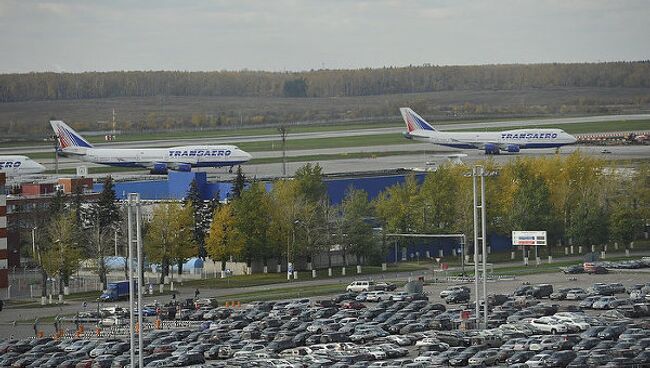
xmin=346 ymin=280 xmax=375 ymax=293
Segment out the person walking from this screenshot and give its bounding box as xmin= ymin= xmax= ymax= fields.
xmin=194 ymin=288 xmax=200 ymax=299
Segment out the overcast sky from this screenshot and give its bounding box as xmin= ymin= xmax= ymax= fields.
xmin=0 ymin=0 xmax=648 ymax=73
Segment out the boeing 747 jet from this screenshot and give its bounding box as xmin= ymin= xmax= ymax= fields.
xmin=50 ymin=120 xmax=253 ymax=174
xmin=400 ymin=108 xmax=577 ymax=154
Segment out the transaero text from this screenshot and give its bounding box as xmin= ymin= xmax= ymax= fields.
xmin=501 ymin=133 xmax=558 ymax=139
xmin=168 ymin=150 xmax=232 ymax=157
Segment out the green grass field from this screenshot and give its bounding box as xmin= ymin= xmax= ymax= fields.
xmin=34 ymin=118 xmax=650 ymax=175
xmin=183 ymin=263 xmax=426 ymax=289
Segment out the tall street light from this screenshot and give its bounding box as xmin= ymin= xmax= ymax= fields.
xmin=465 ymin=165 xmax=498 ymax=329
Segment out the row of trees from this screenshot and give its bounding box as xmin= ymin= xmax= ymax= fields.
xmin=23 ymin=152 xmax=648 ymax=297
xmin=25 ymin=177 xmax=121 ymax=302
xmin=142 ymin=153 xmax=648 ymax=278
xmin=2 ymin=62 xmax=650 ymax=102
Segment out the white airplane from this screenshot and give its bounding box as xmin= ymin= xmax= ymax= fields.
xmin=400 ymin=108 xmax=577 ymax=154
xmin=50 ymin=120 xmax=253 ymax=174
xmin=0 ymin=155 xmax=46 ymax=176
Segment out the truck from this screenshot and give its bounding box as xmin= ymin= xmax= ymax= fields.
xmin=100 ymin=281 xmax=135 ymax=301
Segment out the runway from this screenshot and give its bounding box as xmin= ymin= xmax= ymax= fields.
xmin=3 ymin=113 xmax=650 ymax=155
xmin=27 ymin=144 xmax=650 ymax=184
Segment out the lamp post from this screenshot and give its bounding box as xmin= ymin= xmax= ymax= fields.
xmin=31 ymin=227 xmax=37 ymax=257
xmin=288 ymin=219 xmax=300 ymax=281
xmin=465 ymin=165 xmax=497 ymax=329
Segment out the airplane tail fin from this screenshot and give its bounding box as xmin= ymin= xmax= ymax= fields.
xmin=49 ymin=120 xmax=94 ymax=151
xmin=400 ymin=108 xmax=437 ymax=133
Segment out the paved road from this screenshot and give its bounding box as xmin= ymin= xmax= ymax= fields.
xmin=17 ymin=143 xmax=650 ymax=183
xmin=2 ymin=249 xmax=648 ymax=327
xmin=4 ymin=113 xmax=650 ymax=154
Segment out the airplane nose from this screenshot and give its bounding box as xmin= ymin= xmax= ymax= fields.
xmin=36 ymin=162 xmax=46 ymax=173
xmin=243 ymin=151 xmax=253 ymax=161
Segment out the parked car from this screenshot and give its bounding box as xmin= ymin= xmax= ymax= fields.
xmin=440 ymin=286 xmax=471 ymax=299
xmin=445 ymin=291 xmax=470 ymax=304
xmin=347 ymin=281 xmax=376 ymax=293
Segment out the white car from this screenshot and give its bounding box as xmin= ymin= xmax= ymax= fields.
xmin=368 ymin=362 xmax=391 ymax=367
xmin=390 ymin=292 xmax=409 ymax=301
xmin=529 ymin=318 xmax=568 ymax=334
xmin=551 ymin=315 xmax=590 ymax=331
xmin=415 ymin=337 xmax=445 ymax=347
xmin=365 ymin=291 xmax=389 ymax=302
xmin=385 ymin=335 xmax=412 ymax=346
xmin=566 ymin=289 xmax=588 ymax=300
xmin=440 ymin=285 xmax=470 ymax=298
xmin=525 ymin=352 xmax=552 ymax=368
xmin=592 ymin=296 xmax=617 ymax=309
xmin=347 ymin=281 xmax=375 ymax=293
xmin=468 ymin=349 xmax=500 ymax=366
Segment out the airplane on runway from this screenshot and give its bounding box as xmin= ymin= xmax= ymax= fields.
xmin=0 ymin=155 xmax=46 ymax=176
xmin=50 ymin=120 xmax=253 ymax=174
xmin=400 ymin=108 xmax=578 ymax=154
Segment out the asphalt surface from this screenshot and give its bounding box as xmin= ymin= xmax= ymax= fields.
xmin=2 ymin=250 xmax=648 ymax=338
xmin=4 ymin=113 xmax=650 ymax=154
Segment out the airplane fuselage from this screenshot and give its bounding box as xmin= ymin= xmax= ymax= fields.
xmin=405 ymin=128 xmax=577 ymax=150
xmin=61 ymin=145 xmax=252 ymax=168
xmin=0 ymin=155 xmax=46 ymax=175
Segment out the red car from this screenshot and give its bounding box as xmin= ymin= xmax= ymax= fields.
xmin=341 ymin=301 xmax=366 ymax=310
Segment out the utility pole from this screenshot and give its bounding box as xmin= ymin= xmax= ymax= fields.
xmin=278 ymin=126 xmax=288 ymax=177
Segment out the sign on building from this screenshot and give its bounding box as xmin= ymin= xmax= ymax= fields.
xmin=512 ymin=231 xmax=547 ymax=246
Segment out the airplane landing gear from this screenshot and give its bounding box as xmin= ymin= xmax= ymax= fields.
xmin=228 ymin=166 xmax=233 ymax=173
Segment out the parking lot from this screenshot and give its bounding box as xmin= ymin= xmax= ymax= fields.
xmin=1 ymin=260 xmax=650 ymax=367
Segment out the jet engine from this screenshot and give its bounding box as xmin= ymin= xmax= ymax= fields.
xmin=505 ymin=144 xmax=520 ymax=153
xmin=484 ymin=143 xmax=500 ymax=155
xmin=174 ymin=163 xmax=192 ymax=172
xmin=150 ymin=163 xmax=168 ymax=175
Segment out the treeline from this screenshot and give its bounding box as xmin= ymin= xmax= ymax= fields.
xmin=2 ymin=62 xmax=650 ymax=103
xmin=19 ymin=154 xmax=649 ymax=294
xmin=143 ymin=153 xmax=648 ymax=278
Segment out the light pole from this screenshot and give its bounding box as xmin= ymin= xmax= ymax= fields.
xmin=465 ymin=165 xmax=497 ymax=329
xmin=31 ymin=227 xmax=37 ymax=257
xmin=127 ymin=193 xmax=144 ymax=368
xmin=288 ymin=219 xmax=300 ymax=281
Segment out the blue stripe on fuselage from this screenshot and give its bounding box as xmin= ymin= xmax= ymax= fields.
xmin=437 ymin=142 xmax=571 ymax=150
xmin=102 ymin=161 xmax=247 ymax=168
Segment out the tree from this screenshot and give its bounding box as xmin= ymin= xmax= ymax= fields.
xmin=417 ymin=165 xmax=462 ymax=233
xmin=144 ymin=203 xmax=197 ymax=284
xmin=185 ymin=180 xmax=208 ymax=258
xmin=282 ymin=78 xmax=308 ymax=97
xmin=49 ymin=189 xmax=66 ymax=217
xmin=206 ymin=203 xmax=244 ymax=272
xmin=95 ymin=176 xmax=120 ymax=228
xmin=609 ymin=205 xmax=643 ymax=248
xmin=268 ymin=180 xmax=300 ymax=271
xmin=294 ymin=163 xmax=327 ymax=203
xmin=88 ymin=176 xmax=121 ymax=287
xmin=231 ymin=166 xmax=246 ymax=199
xmin=510 ymin=174 xmax=552 ymax=232
xmin=567 ymin=193 xmax=609 ymax=249
xmin=42 ymin=210 xmax=83 ymax=302
xmin=232 ymin=182 xmax=272 ymax=271
xmin=340 ymin=188 xmax=375 ymax=266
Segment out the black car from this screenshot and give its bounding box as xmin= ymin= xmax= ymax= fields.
xmin=545 ymin=350 xmax=577 ymax=368
xmin=505 ymin=351 xmax=536 ymax=365
xmin=445 ymin=291 xmax=470 ymax=304
xmin=563 ymin=265 xmax=584 ymax=274
xmin=597 ymin=324 xmax=627 ymax=340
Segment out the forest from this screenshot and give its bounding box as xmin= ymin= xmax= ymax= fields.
xmin=2 ymin=62 xmax=650 ymax=138
xmin=2 ymin=62 xmax=650 ymax=102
